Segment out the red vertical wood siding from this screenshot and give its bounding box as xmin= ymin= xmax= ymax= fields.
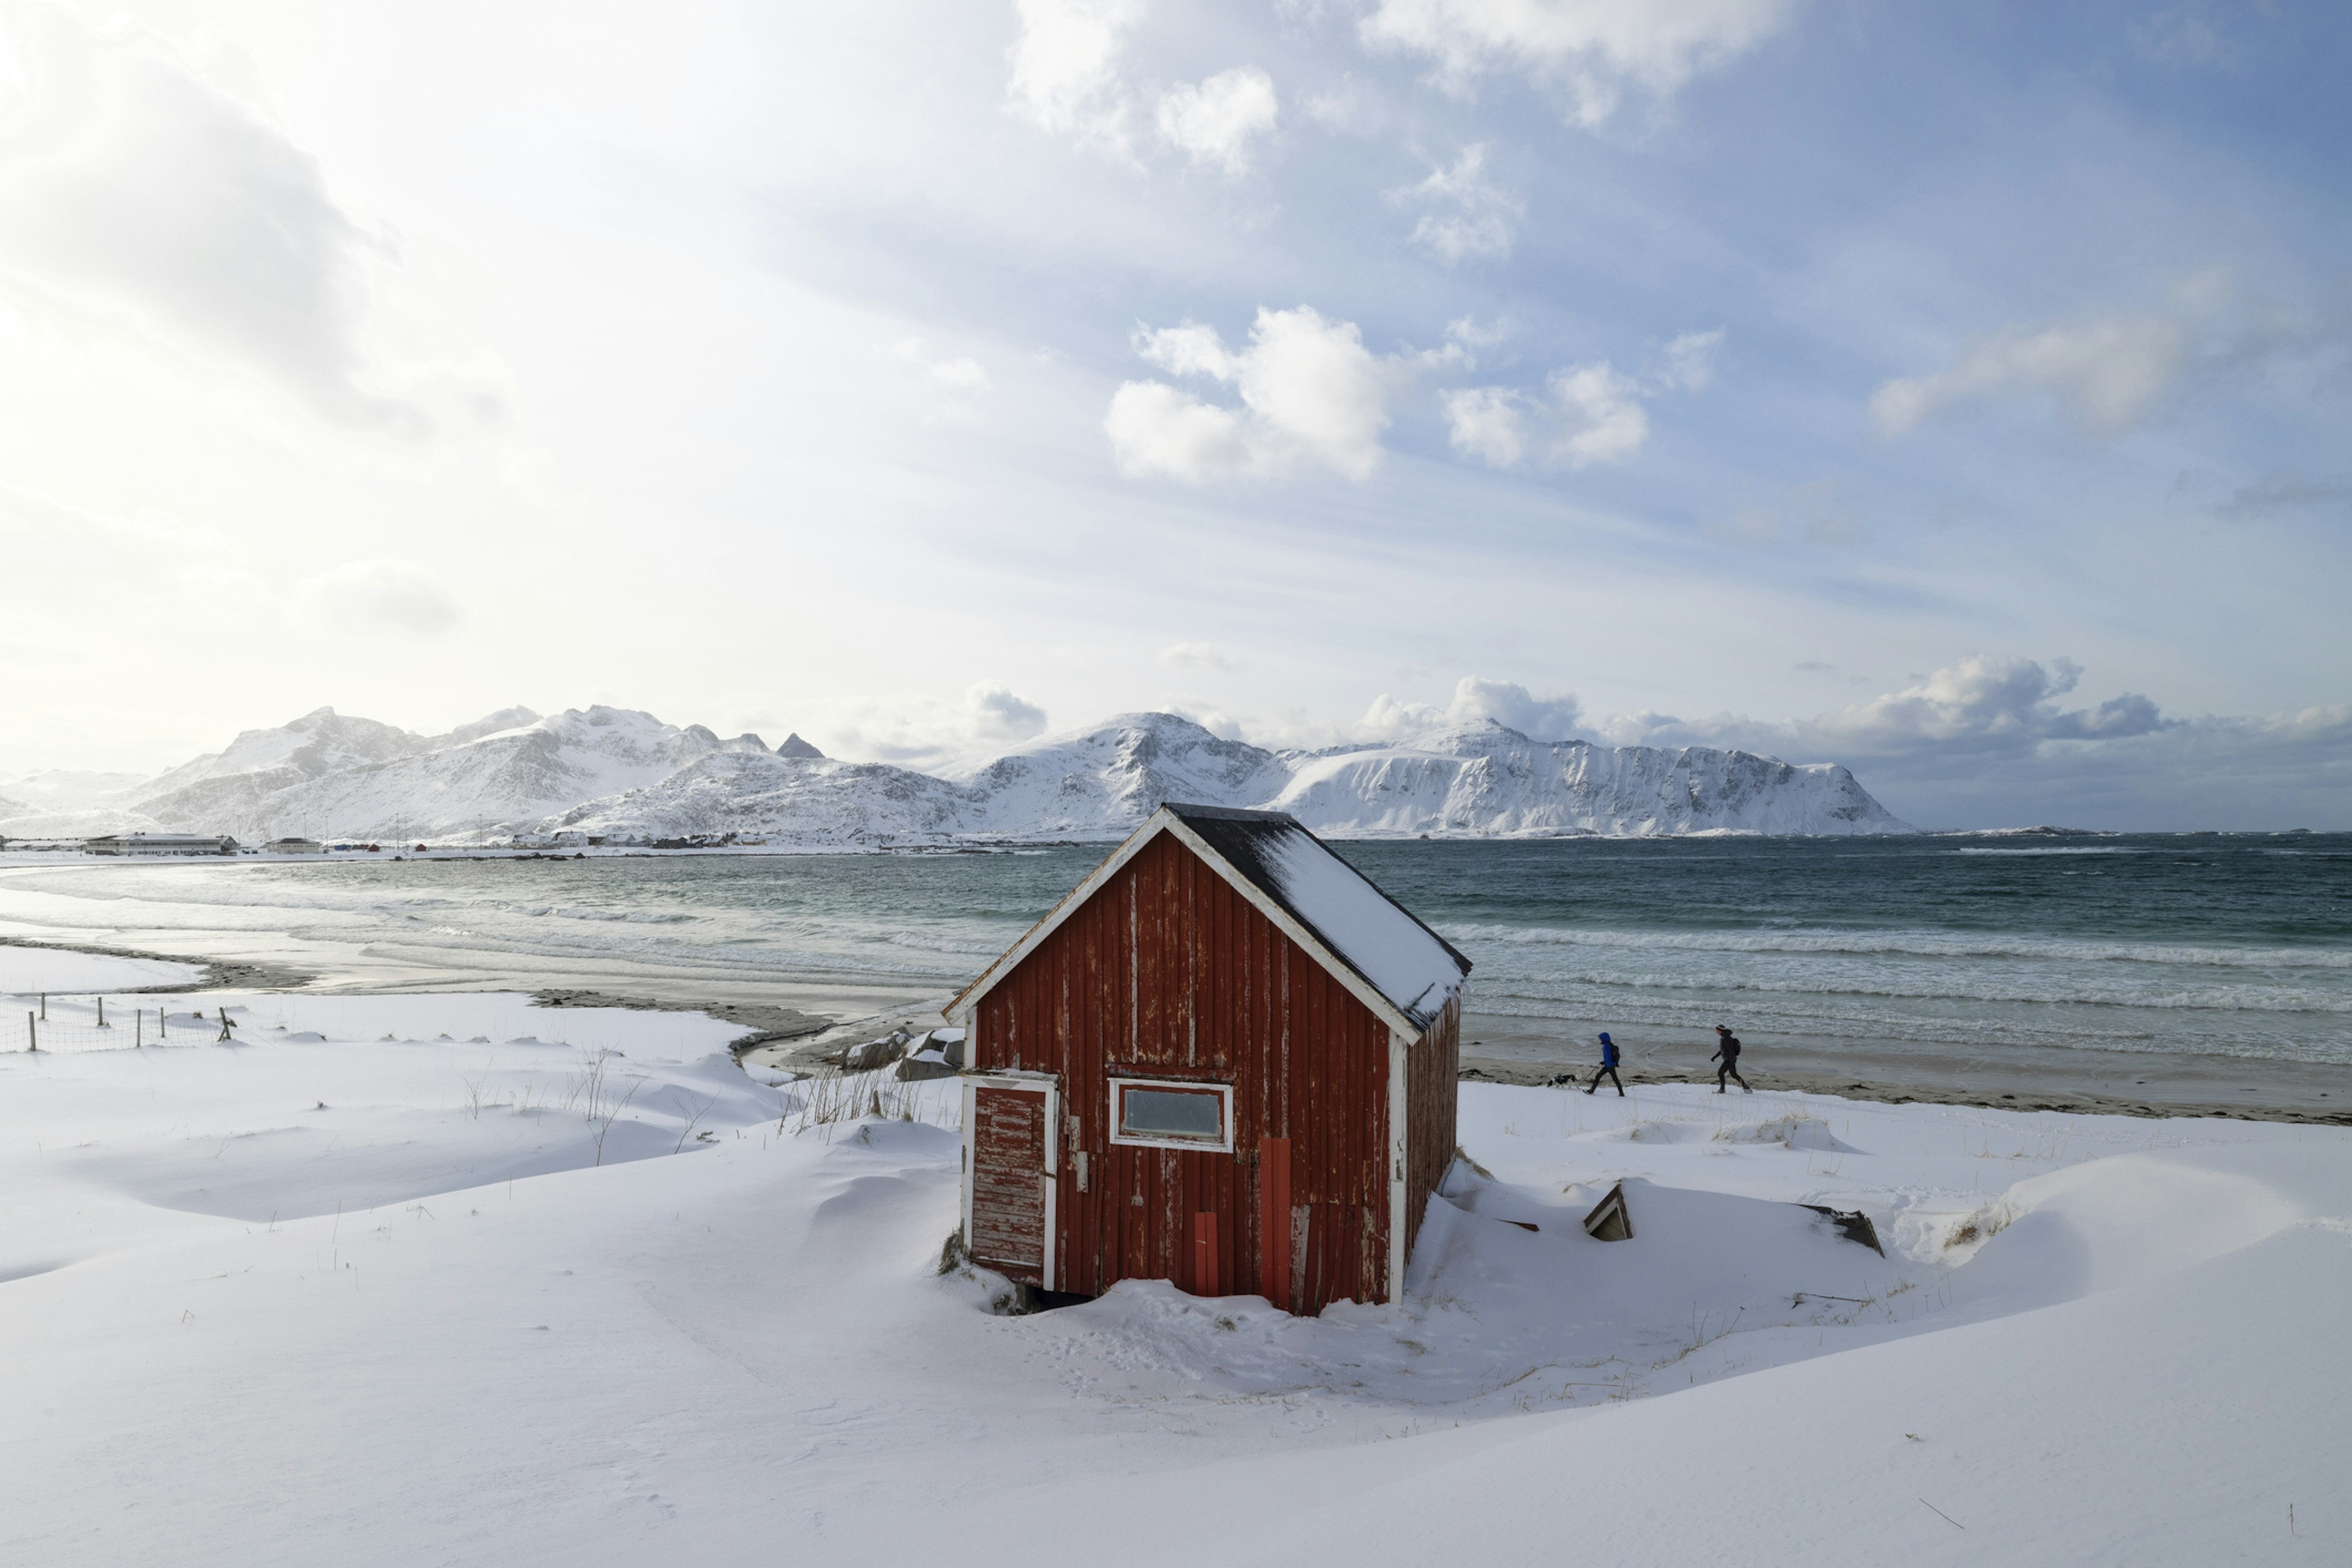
xmin=973 ymin=831 xmax=1437 ymax=1314
xmin=1402 ymin=993 xmax=1460 ymax=1265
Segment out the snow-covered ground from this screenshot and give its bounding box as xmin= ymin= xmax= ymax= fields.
xmin=0 ymin=944 xmax=202 ymax=994
xmin=2 ymin=993 xmax=2343 ymax=1564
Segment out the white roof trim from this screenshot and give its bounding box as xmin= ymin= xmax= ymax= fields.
xmin=947 ymin=812 xmax=1179 ymax=1022
xmin=949 ymin=806 xmax=1431 ymax=1041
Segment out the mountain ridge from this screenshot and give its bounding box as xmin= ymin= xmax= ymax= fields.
xmin=0 ymin=707 xmax=1917 ymax=843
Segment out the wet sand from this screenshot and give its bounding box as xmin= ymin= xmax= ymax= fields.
xmin=1462 ymin=1011 xmax=2352 ymax=1126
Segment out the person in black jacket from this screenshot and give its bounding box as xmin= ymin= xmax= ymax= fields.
xmin=1585 ymin=1031 xmax=1624 ymax=1096
xmin=1710 ymin=1025 xmax=1752 ymax=1093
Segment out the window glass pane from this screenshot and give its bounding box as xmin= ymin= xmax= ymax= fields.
xmin=1120 ymin=1087 xmax=1223 ymax=1140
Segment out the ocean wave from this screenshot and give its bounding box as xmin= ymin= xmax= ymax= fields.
xmin=1467 ymin=965 xmax=2352 ymax=1013
xmin=1948 ymin=846 xmax=2142 ymax=856
xmin=1438 ymin=922 xmax=2352 ymax=971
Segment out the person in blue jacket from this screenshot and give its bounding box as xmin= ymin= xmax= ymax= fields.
xmin=1585 ymin=1031 xmax=1625 ymax=1096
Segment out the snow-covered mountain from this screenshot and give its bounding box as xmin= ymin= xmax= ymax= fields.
xmin=1270 ymin=722 xmax=1907 ymax=836
xmin=0 ymin=707 xmax=1915 ymax=844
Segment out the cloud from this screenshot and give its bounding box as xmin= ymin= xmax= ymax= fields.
xmin=1106 ymin=305 xmax=1396 ymax=480
xmin=1444 ymin=330 xmax=1720 ymax=470
xmin=0 ymin=7 xmax=422 ymax=432
xmin=889 ymin=338 xmax=992 ymax=392
xmin=1599 ymin=656 xmax=2168 ymax=763
xmin=1159 ymin=642 xmax=1245 ymax=671
xmin=1598 ymin=655 xmax=2352 ymax=827
xmin=293 ymin=560 xmax=462 ymax=637
xmin=2215 ymin=473 xmax=2351 ymax=517
xmin=2131 ymin=4 xmax=2236 ymax=69
xmin=1359 ymin=675 xmax=1585 ymax=742
xmin=1865 ymin=270 xmax=2343 ymax=440
xmin=1444 ymin=360 xmax=1648 ymax=469
xmin=964 ymin=680 xmax=1049 ymax=741
xmin=1657 ymin=328 xmax=1724 ymax=391
xmin=1156 ymin=66 xmax=1278 ymax=174
xmin=1360 ymin=0 xmax=1796 ymax=127
xmin=819 ymin=680 xmax=1049 ymax=767
xmin=1871 ymin=311 xmax=2195 ymax=437
xmin=1712 ymin=477 xmax=1861 ymax=548
xmin=1385 ymin=143 xmax=1522 ymax=263
xmin=1446 ymin=315 xmax=1512 ymax=349
xmin=1006 ymin=0 xmax=1144 ymax=151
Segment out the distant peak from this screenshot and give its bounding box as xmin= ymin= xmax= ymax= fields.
xmin=445 ymin=706 xmax=543 ymax=747
xmin=777 ymin=733 xmax=825 ymax=760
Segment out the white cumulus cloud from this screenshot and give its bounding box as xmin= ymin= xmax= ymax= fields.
xmin=1444 ymin=360 xmax=1649 ymax=469
xmin=1360 ymin=0 xmax=1797 ymax=127
xmin=1360 ymin=676 xmax=1586 ymax=742
xmin=1156 ymin=66 xmax=1278 ymax=174
xmin=1006 ymin=0 xmax=1145 ymax=151
xmin=1446 ymin=330 xmax=1721 ymax=470
xmin=1106 ymin=306 xmax=1397 ymax=481
xmin=293 ymin=560 xmax=462 ymax=638
xmin=1588 ymin=655 xmax=2352 ymax=828
xmin=1599 ymin=656 xmax=2168 ymax=763
xmin=1386 ymin=143 xmax=1523 ymax=263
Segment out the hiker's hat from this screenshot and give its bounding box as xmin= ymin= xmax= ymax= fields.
xmin=1714 ymin=1023 xmax=1730 ymax=1033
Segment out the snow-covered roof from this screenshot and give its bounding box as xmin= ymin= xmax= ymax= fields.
xmin=1167 ymin=805 xmax=1471 ymax=1031
xmin=952 ymin=802 xmax=1470 ymax=1038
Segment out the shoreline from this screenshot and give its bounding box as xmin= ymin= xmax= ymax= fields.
xmin=0 ymin=933 xmax=314 ymax=992
xmin=4 ymin=927 xmax=2343 ymax=1128
xmin=1460 ymin=1009 xmax=2351 ymax=1126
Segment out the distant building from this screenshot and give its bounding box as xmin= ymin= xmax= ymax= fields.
xmin=266 ymin=838 xmax=326 ymax=855
xmin=86 ymin=834 xmax=238 ymax=857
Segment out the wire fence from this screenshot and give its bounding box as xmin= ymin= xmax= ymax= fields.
xmin=2 ymin=996 xmax=243 ymax=1054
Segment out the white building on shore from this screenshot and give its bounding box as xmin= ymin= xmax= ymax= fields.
xmin=85 ymin=834 xmax=239 ymax=857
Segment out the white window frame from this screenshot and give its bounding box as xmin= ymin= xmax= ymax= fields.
xmin=1107 ymin=1077 xmax=1235 ymax=1153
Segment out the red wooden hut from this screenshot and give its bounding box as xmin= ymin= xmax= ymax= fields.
xmin=948 ymin=803 xmax=1471 ymax=1314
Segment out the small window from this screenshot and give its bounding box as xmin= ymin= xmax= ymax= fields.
xmin=1109 ymin=1079 xmax=1233 ymax=1152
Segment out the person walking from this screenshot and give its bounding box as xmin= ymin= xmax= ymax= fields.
xmin=1710 ymin=1025 xmax=1752 ymax=1093
xmin=1585 ymin=1031 xmax=1625 ymax=1096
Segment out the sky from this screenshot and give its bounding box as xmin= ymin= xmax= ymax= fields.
xmin=0 ymin=0 xmax=2345 ymax=829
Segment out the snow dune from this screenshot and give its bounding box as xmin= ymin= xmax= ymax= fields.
xmin=1 ymin=998 xmax=2343 ymax=1564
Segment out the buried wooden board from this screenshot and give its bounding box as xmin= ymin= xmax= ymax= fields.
xmin=1801 ymin=1204 xmax=1885 ymax=1256
xmin=1582 ymin=1182 xmax=1633 ymax=1242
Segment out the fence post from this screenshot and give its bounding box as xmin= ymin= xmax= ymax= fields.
xmin=136 ymin=1009 xmax=143 ymax=1049
xmin=25 ymin=1011 xmax=35 ymax=1052
xmin=97 ymin=996 xmax=106 ymax=1028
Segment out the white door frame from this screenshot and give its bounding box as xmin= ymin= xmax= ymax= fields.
xmin=960 ymin=1071 xmax=1061 ymax=1290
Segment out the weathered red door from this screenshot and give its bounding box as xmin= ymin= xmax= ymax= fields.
xmin=964 ymin=1077 xmax=1057 ymax=1286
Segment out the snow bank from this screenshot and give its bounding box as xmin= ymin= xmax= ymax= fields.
xmin=0 ymin=1013 xmax=2343 ymax=1565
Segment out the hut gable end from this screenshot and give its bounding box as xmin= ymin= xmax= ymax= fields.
xmin=954 ymin=804 xmax=1466 ymax=1314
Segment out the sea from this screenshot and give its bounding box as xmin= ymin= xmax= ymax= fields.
xmin=1 ymin=834 xmax=2346 ymax=1078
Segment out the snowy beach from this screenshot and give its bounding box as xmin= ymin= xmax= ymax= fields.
xmin=1 ymin=978 xmax=2345 ymax=1564
xmin=2 ymin=832 xmax=2345 ymax=1118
